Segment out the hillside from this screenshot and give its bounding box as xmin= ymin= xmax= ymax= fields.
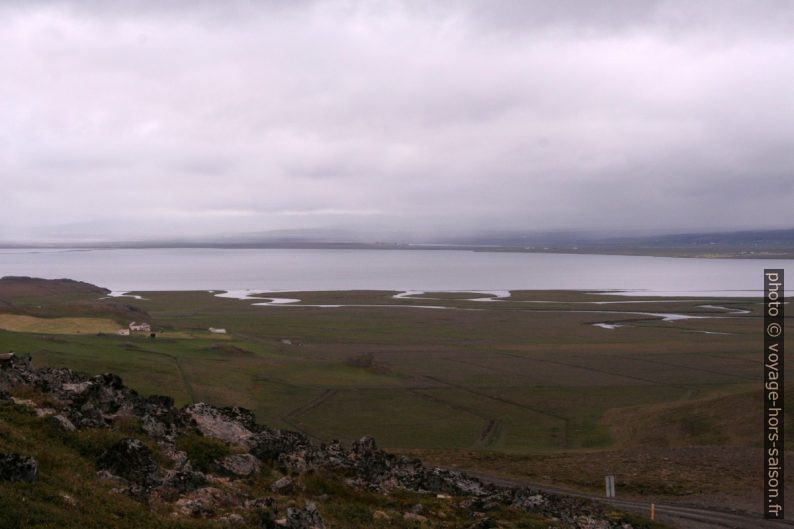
xmin=0 ymin=276 xmax=110 ymax=298
xmin=0 ymin=276 xmax=148 ymax=324
xmin=0 ymin=354 xmax=661 ymax=529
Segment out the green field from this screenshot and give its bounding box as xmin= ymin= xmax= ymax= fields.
xmin=0 ymin=281 xmax=789 ymax=509
xmin=0 ymin=314 xmax=122 ymax=334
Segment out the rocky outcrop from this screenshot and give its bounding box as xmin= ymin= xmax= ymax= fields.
xmin=0 ymin=354 xmax=637 ymax=529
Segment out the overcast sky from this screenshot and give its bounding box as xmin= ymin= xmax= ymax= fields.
xmin=2 ymin=0 xmax=793 ymax=241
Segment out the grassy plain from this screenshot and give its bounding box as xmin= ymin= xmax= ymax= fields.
xmin=0 ymin=281 xmax=789 ymax=511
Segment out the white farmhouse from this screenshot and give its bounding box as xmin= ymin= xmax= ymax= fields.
xmin=129 ymin=322 xmax=152 ymax=332
xmin=208 ymin=327 xmax=227 ymax=334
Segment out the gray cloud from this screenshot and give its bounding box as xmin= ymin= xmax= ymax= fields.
xmin=1 ymin=0 xmax=793 ymax=241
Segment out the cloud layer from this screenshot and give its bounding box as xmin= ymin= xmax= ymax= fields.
xmin=2 ymin=1 xmax=793 ymax=240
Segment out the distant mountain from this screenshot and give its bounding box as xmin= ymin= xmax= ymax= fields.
xmin=1 ymin=228 xmax=793 ymax=258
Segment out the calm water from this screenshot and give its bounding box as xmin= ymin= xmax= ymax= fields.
xmin=0 ymin=248 xmax=790 ymax=296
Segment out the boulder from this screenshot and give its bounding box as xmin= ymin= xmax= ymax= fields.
xmin=511 ymin=491 xmax=546 ymax=510
xmin=276 ymin=449 xmax=319 ymax=476
xmin=270 ymin=476 xmax=294 ymax=494
xmin=218 ymin=513 xmax=246 ymax=526
xmin=218 ymin=453 xmax=260 ymax=478
xmin=183 ymin=403 xmax=257 ymax=446
xmin=34 ymin=407 xmax=57 ymax=418
xmin=285 ymin=501 xmax=325 ymax=529
xmin=48 ymin=414 xmax=77 ymax=432
xmin=467 ymin=519 xmax=497 ymax=529
xmin=174 ymin=486 xmax=233 ymax=518
xmin=62 ymin=381 xmax=93 ymax=394
xmin=403 ymin=511 xmax=428 ymax=523
xmin=250 ymin=428 xmax=309 ymax=461
xmin=0 ymin=453 xmax=37 ymax=483
xmin=97 ymin=438 xmax=160 ymax=489
xmin=158 ymin=467 xmax=207 ymax=496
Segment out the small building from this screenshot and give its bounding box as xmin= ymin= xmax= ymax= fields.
xmin=117 ymin=328 xmax=130 ymax=336
xmin=129 ymin=322 xmax=152 ymax=332
xmin=208 ymin=327 xmax=227 ymax=334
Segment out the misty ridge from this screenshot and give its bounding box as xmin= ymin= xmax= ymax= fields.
xmin=2 ymin=228 xmax=793 ymax=259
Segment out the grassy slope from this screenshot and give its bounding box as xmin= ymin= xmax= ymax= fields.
xmin=2 ymin=400 xmax=591 ymax=529
xmin=0 ymin=400 xmax=210 ymax=529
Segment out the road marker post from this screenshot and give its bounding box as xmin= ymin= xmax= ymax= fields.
xmin=604 ymin=475 xmax=615 ymax=498
xmin=650 ymin=503 xmax=656 ymax=521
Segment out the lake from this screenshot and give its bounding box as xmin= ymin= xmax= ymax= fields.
xmin=0 ymin=248 xmax=790 ymax=296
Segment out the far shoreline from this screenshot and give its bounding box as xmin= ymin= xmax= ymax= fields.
xmin=1 ymin=242 xmax=793 ymax=259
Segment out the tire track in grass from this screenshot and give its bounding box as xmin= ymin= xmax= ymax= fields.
xmin=601 ymin=353 xmax=756 ymax=382
xmin=420 ymin=375 xmax=571 ymax=449
xmin=251 ymin=375 xmax=311 ymax=389
xmin=408 ymin=388 xmax=501 ymax=448
xmin=494 ymin=350 xmax=693 ymax=390
xmin=478 ymin=419 xmax=501 ymax=447
xmin=696 ymin=351 xmax=758 ymax=365
xmin=442 ymin=356 xmax=519 ymax=374
xmin=172 ymin=355 xmax=198 ymax=404
xmin=125 ymin=347 xmax=196 ymax=404
xmin=280 ymin=388 xmax=338 ymax=441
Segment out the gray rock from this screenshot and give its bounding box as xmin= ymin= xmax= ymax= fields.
xmin=62 ymin=381 xmax=93 ymax=394
xmin=270 ymin=476 xmax=294 ymax=494
xmin=403 ymin=511 xmax=428 ymax=523
xmin=218 ymin=513 xmax=245 ymax=525
xmin=251 ymin=428 xmax=310 ymax=461
xmin=285 ymin=501 xmax=325 ymax=529
xmin=467 ymin=519 xmax=497 ymax=529
xmin=0 ymin=453 xmax=37 ymax=483
xmin=159 ymin=467 xmax=207 ymax=496
xmin=218 ymin=453 xmax=260 ymax=478
xmin=49 ymin=414 xmax=76 ymax=432
xmin=182 ymin=403 xmax=256 ymax=446
xmin=97 ymin=469 xmax=129 ymax=486
xmin=97 ymin=438 xmax=160 ymax=489
xmin=141 ymin=414 xmax=168 ymax=438
xmin=174 ymin=486 xmax=232 ymax=518
xmin=34 ymin=407 xmax=56 ymax=418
